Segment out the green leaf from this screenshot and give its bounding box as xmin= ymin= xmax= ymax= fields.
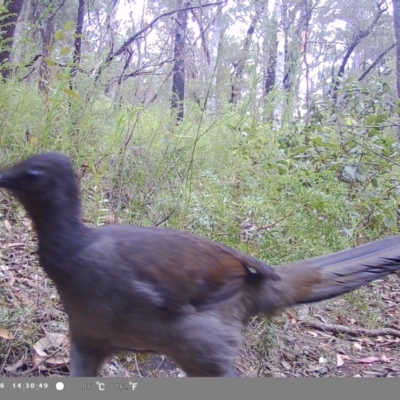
xmin=371 ymin=178 xmax=378 ymax=188
xmin=368 ymin=128 xmax=380 ymax=137
xmin=365 ymin=114 xmax=388 ymax=125
xmin=44 ymin=58 xmax=56 ymax=66
xmin=293 ymin=146 xmax=309 ymax=155
xmin=319 ymin=142 xmax=335 ymax=149
xmin=64 ymin=21 xmax=75 ymax=31
xmin=54 ymin=31 xmax=65 ymax=41
xmin=310 ymin=136 xmax=322 ymax=146
xmin=383 ymin=216 xmax=396 ymax=228
xmin=383 ymin=137 xmax=397 ymax=146
xmin=382 ymin=82 xmax=390 ymax=92
xmin=60 ymin=47 xmax=70 ymax=56
xmin=63 ymin=89 xmax=83 ymax=102
xmin=328 ymin=163 xmax=342 ymax=171
xmin=45 ymin=45 xmax=54 ymax=52
xmin=278 ymin=166 xmax=286 ymax=175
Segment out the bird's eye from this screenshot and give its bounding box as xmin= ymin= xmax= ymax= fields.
xmin=26 ymin=169 xmax=43 ymax=178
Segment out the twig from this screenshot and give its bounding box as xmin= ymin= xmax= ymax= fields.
xmin=154 ymin=210 xmax=175 ymax=227
xmin=22 ymin=342 xmax=69 ymax=376
xmin=134 ymin=355 xmax=142 ymax=377
xmin=145 ymin=355 xmax=166 ymax=377
xmin=300 ymin=321 xmax=400 ymax=338
xmin=96 ymin=1 xmax=225 ymax=80
xmin=256 ymin=211 xmax=295 ymax=231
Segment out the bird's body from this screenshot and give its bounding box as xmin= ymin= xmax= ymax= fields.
xmin=1 ymin=152 xmax=400 ymax=377
xmin=37 ymin=223 xmax=278 ymax=377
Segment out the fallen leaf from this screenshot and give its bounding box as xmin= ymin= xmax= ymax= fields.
xmin=317 ymin=332 xmax=333 ymax=338
xmin=46 ymin=332 xmax=67 ymax=345
xmin=32 ymin=356 xmax=46 ymax=368
xmin=314 ymin=313 xmax=327 ymax=323
xmin=337 ymin=354 xmax=345 ymax=367
xmin=363 ymin=370 xmax=382 ymax=376
xmin=7 ymin=243 xmax=25 ymax=248
xmin=21 ymin=219 xmax=31 ymax=228
xmin=46 ymin=356 xmax=70 ymax=366
xmin=387 ymin=310 xmax=399 ymax=317
xmin=336 ymin=315 xmax=345 ymax=324
xmin=318 ymin=343 xmax=334 ymax=353
xmin=4 ymin=357 xmax=25 ymax=372
xmin=353 ymin=342 xmax=362 ymax=351
xmin=0 ymin=327 xmax=14 ymax=339
xmin=319 ymin=357 xmax=327 ymax=364
xmin=353 ymin=374 xmax=362 ymax=377
xmin=4 ymin=219 xmax=11 ymax=231
xmin=381 ymin=354 xmax=390 ymax=363
xmin=33 ymin=343 xmax=47 ymax=357
xmin=360 ymin=338 xmax=375 ymax=347
xmin=33 ymin=333 xmax=67 ymax=356
xmin=297 ymin=306 xmax=310 ymax=321
xmin=356 ymin=357 xmax=380 ymax=364
xmin=281 ymin=361 xmax=291 ymax=370
xmin=14 ymin=291 xmax=31 ymax=305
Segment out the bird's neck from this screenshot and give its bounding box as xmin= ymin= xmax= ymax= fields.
xmin=25 ymin=194 xmax=79 ymax=226
xmin=29 ymin=202 xmax=91 ymax=286
xmin=25 ymin=199 xmax=89 ymax=256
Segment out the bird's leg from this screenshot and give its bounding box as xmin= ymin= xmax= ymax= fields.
xmin=69 ymin=336 xmax=109 ymax=377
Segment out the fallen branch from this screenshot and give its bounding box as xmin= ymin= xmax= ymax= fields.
xmin=300 ymin=321 xmax=400 ymax=339
xmin=257 ymin=210 xmax=295 ymax=231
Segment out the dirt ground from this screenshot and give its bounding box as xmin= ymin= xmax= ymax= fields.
xmin=1 ymin=216 xmax=399 ymax=378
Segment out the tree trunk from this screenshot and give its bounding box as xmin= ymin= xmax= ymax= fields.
xmin=330 ymin=1 xmax=386 ymax=102
xmin=171 ymin=0 xmax=189 ymax=123
xmin=39 ymin=15 xmax=55 ymax=95
xmin=273 ymin=0 xmax=285 ymax=129
xmin=0 ymin=0 xmax=24 ymax=79
xmin=38 ymin=0 xmax=67 ymax=95
xmin=71 ymin=0 xmax=85 ymax=78
xmin=212 ymin=6 xmax=225 ymax=115
xmin=393 ymin=0 xmax=400 ymax=98
xmin=229 ymin=4 xmax=264 ymax=105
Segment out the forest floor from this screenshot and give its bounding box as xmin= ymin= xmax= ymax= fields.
xmin=1 ymin=216 xmax=400 ymax=378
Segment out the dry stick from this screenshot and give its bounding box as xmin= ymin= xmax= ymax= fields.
xmin=299 ymin=321 xmax=400 ymax=339
xmin=21 ymin=335 xmax=71 ymax=377
xmin=256 ymin=211 xmax=295 ymax=231
xmin=145 ymin=356 xmax=167 ymax=378
xmin=154 ymin=210 xmax=175 ymax=227
xmin=134 ymin=355 xmax=142 ymax=378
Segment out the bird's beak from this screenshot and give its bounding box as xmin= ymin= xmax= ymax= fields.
xmin=0 ymin=172 xmax=7 ymax=187
xmin=0 ymin=168 xmax=15 ymax=189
